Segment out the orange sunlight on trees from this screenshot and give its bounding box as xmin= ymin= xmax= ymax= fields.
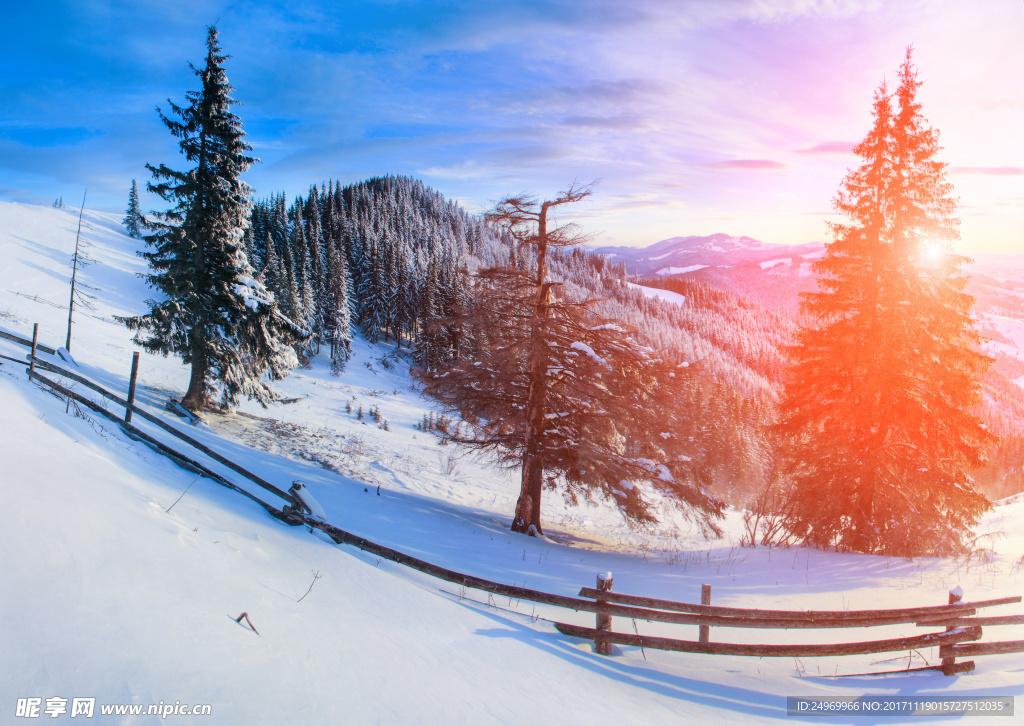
xmin=776 ymin=49 xmax=994 ymax=557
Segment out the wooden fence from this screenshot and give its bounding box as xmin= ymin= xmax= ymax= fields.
xmin=3 ymin=323 xmax=1023 ymax=677
xmin=557 ymin=577 xmax=1023 ymax=675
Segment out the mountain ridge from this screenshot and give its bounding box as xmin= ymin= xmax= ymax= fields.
xmin=593 ymin=233 xmax=825 ymax=279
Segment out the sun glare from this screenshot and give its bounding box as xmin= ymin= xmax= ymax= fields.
xmin=920 ymin=237 xmax=945 ymax=263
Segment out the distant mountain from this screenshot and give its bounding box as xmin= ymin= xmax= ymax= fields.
xmin=594 ymin=233 xmax=825 ymax=313
xmin=594 ymin=233 xmax=824 ymax=278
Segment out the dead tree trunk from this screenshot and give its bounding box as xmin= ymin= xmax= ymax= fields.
xmin=512 ymin=202 xmax=553 ymax=535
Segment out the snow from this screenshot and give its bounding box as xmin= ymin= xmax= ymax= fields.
xmin=625 ymin=281 xmax=687 ymax=306
xmin=56 ymin=347 xmax=77 ymax=366
xmin=983 ymin=313 xmax=1024 ymax=351
xmin=981 ymin=313 xmax=1024 ymax=387
xmin=656 ymin=264 xmax=707 ymax=275
xmin=2 ymin=201 xmax=1024 ymax=723
xmin=570 ymin=341 xmax=609 ymax=368
xmin=291 ymin=480 xmax=327 ymax=520
xmin=759 ymin=257 xmax=792 ymax=270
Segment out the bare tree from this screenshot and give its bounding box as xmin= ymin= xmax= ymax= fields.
xmin=420 ymin=184 xmax=724 ymax=537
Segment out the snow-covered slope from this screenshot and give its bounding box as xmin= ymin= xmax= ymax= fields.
xmin=2 ymin=202 xmax=1024 ymax=724
xmin=594 ymin=233 xmax=824 ymax=278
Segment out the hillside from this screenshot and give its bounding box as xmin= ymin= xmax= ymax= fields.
xmin=3 ymin=200 xmax=1024 ymax=723
xmin=240 ymin=178 xmax=796 ymax=506
xmin=620 ymin=234 xmax=1024 ymax=501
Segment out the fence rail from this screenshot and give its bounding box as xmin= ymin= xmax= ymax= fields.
xmin=568 ymin=582 xmax=1023 ymax=674
xmin=576 ymin=587 xmax=1005 ymax=621
xmin=574 ymin=588 xmax=1018 ymax=627
xmin=943 ymin=640 xmax=1024 ymax=658
xmin=30 ymin=370 xmax=290 ymax=517
xmin=4 ymin=322 xmax=1023 ymax=677
xmin=24 ymin=352 xmax=295 ymax=505
xmin=917 ymin=615 xmax=1024 ymax=627
xmin=0 ymin=327 xmax=55 ymax=355
xmin=554 ymin=622 xmax=983 ymax=658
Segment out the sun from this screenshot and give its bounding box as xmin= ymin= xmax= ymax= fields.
xmin=920 ymin=237 xmax=946 ymax=263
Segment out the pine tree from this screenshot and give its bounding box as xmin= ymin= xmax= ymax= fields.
xmin=123 ymin=179 xmax=145 ymax=239
xmin=359 ymin=234 xmax=387 ymax=343
xmin=289 ymin=201 xmax=317 ymax=342
xmin=777 ymin=49 xmax=993 ymax=556
xmin=279 ymin=220 xmax=299 ymax=319
xmin=122 ymin=26 xmax=304 ymax=411
xmin=325 ymin=238 xmax=353 ymax=373
xmin=394 ymin=241 xmax=416 ymax=346
xmin=304 ymin=185 xmax=327 ymax=347
xmin=414 ymin=256 xmax=442 ymax=369
xmin=261 ymin=231 xmax=281 ymax=291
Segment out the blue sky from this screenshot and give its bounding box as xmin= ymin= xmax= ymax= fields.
xmin=2 ymin=0 xmax=1023 ymax=252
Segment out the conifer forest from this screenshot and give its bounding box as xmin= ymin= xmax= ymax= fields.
xmin=109 ymin=28 xmax=1024 ymax=557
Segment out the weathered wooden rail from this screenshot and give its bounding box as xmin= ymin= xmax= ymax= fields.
xmin=18 ymin=345 xmax=294 ymax=504
xmin=30 ymin=369 xmax=293 ymax=517
xmin=559 ymin=578 xmax=1024 ymax=675
xmin=0 ymin=325 xmax=56 ymax=355
xmin=575 ymin=587 xmax=1004 ymax=627
xmin=4 ymin=323 xmax=1023 ymax=677
xmin=554 ymin=622 xmax=983 ymax=659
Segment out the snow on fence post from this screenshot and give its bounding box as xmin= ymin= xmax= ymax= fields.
xmin=125 ymin=352 xmax=140 ymax=424
xmin=942 ymin=586 xmax=964 ymax=675
xmin=596 ymin=572 xmax=613 ymax=656
xmin=699 ymin=584 xmax=712 ymax=643
xmin=28 ymin=324 xmax=38 ymax=381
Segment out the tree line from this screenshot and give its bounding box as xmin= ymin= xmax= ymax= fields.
xmin=242 ymin=176 xmax=478 ymax=373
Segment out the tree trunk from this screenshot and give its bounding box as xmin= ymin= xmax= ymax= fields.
xmin=512 ymin=205 xmax=552 ymax=537
xmin=181 ymin=332 xmax=209 ymax=412
xmin=512 ymin=450 xmax=544 ymax=535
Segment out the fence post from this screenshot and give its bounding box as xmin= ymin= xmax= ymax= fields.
xmin=595 ymin=572 xmax=613 ymax=656
xmin=125 ymin=352 xmax=140 ymax=423
xmin=941 ymin=586 xmax=963 ymax=675
xmin=699 ymin=584 xmax=712 ymax=643
xmin=28 ymin=323 xmax=38 ymax=381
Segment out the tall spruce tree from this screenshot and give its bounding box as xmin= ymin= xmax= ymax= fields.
xmin=123 ymin=179 xmax=144 ymax=239
xmin=325 ymin=238 xmax=353 ymax=373
xmin=123 ymin=26 xmax=304 ymax=411
xmin=777 ymin=50 xmax=993 ymax=556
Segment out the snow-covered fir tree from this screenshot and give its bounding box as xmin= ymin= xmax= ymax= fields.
xmin=122 ymin=179 xmax=145 ymax=239
xmin=325 ymin=237 xmax=353 ymax=373
xmin=122 ymin=26 xmax=305 ymax=411
xmin=777 ymin=50 xmax=993 ymax=556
